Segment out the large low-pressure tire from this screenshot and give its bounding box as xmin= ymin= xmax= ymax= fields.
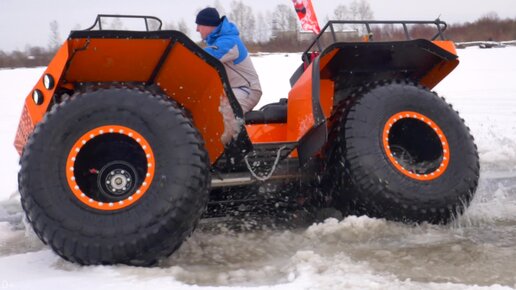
xmin=19 ymin=87 xmax=210 ymax=265
xmin=325 ymin=80 xmax=479 ymax=224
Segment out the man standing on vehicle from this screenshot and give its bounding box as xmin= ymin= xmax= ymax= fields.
xmin=196 ymin=7 xmax=262 ymax=113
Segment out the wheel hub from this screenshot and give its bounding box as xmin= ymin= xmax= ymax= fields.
xmin=98 ymin=161 xmax=137 ymax=199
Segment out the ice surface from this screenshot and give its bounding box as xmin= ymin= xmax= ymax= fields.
xmin=1 ymin=48 xmax=516 ymax=289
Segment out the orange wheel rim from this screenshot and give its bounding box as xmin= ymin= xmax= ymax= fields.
xmin=382 ymin=111 xmax=450 ymax=181
xmin=66 ymin=125 xmax=155 ymax=211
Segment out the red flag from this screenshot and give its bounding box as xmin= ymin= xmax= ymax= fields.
xmin=292 ymin=0 xmax=321 ymax=34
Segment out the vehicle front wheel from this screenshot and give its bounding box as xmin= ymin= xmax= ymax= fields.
xmin=19 ymin=87 xmax=210 ymax=265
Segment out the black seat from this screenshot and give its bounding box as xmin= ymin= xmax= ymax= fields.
xmin=245 ymin=98 xmax=288 ymax=124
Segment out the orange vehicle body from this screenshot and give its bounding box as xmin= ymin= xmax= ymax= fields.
xmin=15 ymin=26 xmax=459 ymax=165
xmin=246 ymin=39 xmax=458 ymax=159
xmin=15 ymin=33 xmax=230 ymax=163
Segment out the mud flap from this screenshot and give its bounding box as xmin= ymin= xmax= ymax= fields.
xmin=298 ymin=121 xmax=327 ymax=166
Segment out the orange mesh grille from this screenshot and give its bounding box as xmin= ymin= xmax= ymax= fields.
xmin=14 ymin=104 xmax=34 ymax=155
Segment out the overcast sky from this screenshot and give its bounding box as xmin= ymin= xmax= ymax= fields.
xmin=1 ymin=0 xmax=515 ymax=52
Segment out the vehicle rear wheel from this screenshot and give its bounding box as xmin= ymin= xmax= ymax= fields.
xmin=325 ymin=80 xmax=479 ymax=224
xmin=19 ymin=87 xmax=210 ymax=265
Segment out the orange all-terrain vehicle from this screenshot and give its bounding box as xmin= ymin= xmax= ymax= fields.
xmin=15 ymin=15 xmax=479 ymax=265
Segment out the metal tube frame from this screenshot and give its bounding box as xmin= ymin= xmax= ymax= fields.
xmin=303 ymin=19 xmax=448 ymax=65
xmin=84 ymin=14 xmax=163 ymax=31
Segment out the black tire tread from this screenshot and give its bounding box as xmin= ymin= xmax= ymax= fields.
xmin=19 ymin=86 xmax=210 ymax=265
xmin=325 ymin=79 xmax=479 ymax=224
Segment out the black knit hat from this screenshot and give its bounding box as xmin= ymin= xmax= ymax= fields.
xmin=196 ymin=7 xmax=221 ymax=26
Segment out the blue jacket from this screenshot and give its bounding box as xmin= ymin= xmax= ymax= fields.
xmin=204 ymin=17 xmax=261 ymax=93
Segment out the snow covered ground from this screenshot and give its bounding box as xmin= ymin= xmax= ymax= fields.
xmin=1 ymin=47 xmax=516 ymax=289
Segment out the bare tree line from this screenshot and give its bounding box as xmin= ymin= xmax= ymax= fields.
xmin=1 ymin=0 xmax=515 ymax=68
